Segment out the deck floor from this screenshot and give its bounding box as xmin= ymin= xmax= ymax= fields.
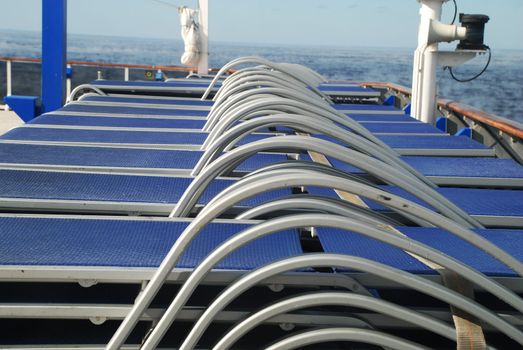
xmin=0 ymin=106 xmax=23 ymax=135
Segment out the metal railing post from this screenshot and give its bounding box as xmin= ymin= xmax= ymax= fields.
xmin=6 ymin=60 xmax=12 ymax=97
xmin=4 ymin=59 xmax=12 ymax=111
xmin=66 ymin=64 xmax=72 ymax=98
xmin=124 ymin=67 xmax=129 ymax=81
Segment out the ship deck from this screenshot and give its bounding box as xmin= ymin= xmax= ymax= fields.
xmin=1 ymin=64 xmax=523 ymax=349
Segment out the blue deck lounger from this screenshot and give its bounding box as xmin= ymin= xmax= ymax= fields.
xmin=334 ymin=103 xmax=405 ymax=114
xmin=0 ymin=169 xmax=523 ymax=226
xmin=64 ymin=107 xmax=418 ymax=125
xmin=316 ymin=134 xmax=492 ymax=156
xmin=90 ymin=80 xmax=222 ymax=95
xmin=306 ymin=186 xmax=523 ymax=227
xmin=0 ymin=142 xmax=518 ymax=186
xmin=0 ymin=143 xmax=287 ymax=173
xmin=29 ymin=114 xmax=443 ymax=134
xmin=0 ymin=169 xmax=291 ymax=214
xmin=90 ymin=80 xmax=380 ymax=98
xmin=317 ymin=84 xmax=380 ymax=97
xmin=93 ymin=79 xmax=222 ymax=89
xmin=82 ymin=95 xmax=215 ymax=107
xmin=304 ymin=154 xmax=523 ymax=187
xmin=1 ymin=127 xmax=484 ymax=156
xmin=0 ymin=127 xmax=270 ymax=148
xmin=30 ymin=114 xmax=209 ymax=129
xmin=317 ymin=227 xmax=523 ymax=277
xmin=0 ymin=216 xmax=301 ymax=270
xmin=348 ymin=114 xmax=417 ymax=122
xmin=61 ymin=104 xmax=210 ymax=117
xmin=67 ymin=97 xmax=407 ymax=116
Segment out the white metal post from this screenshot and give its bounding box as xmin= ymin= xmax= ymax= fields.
xmin=198 ymin=0 xmax=209 ymax=75
xmin=6 ymin=60 xmax=12 ymax=97
xmin=66 ymin=64 xmax=72 ymax=98
xmin=124 ymin=67 xmax=130 ymax=81
xmin=4 ymin=60 xmax=12 ymax=111
xmin=411 ymin=0 xmax=446 ymax=124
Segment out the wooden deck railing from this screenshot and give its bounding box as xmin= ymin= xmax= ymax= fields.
xmin=2 ymin=58 xmax=520 ymax=141
xmin=360 ymin=81 xmax=523 ymax=140
xmin=0 ymin=56 xmax=235 ymax=73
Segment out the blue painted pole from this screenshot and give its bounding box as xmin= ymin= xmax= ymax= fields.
xmin=41 ymin=0 xmax=67 ymax=113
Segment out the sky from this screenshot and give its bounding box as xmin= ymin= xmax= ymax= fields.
xmin=0 ymin=0 xmax=522 ymax=50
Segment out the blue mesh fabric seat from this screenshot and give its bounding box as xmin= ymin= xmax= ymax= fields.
xmin=304 ymin=155 xmax=523 ymax=184
xmin=0 ymin=169 xmax=291 ymax=207
xmin=29 ymin=115 xmax=439 ymax=134
xmin=315 ymin=134 xmax=490 ymax=151
xmin=0 ymin=216 xmax=301 ymax=270
xmin=305 ymin=186 xmax=523 ymax=220
xmin=348 ymin=113 xmax=417 ymax=122
xmin=0 ymin=143 xmax=288 ymax=172
xmin=91 ymin=79 xmax=222 ymax=89
xmin=30 ymin=115 xmax=208 ymax=129
xmin=3 ymin=127 xmax=481 ymax=153
xmin=61 ymin=104 xmax=210 ymax=117
xmin=0 ymin=127 xmax=267 ymax=146
xmin=317 ymin=226 xmax=523 ymax=277
xmin=333 ymin=103 xmax=399 ymax=111
xmin=317 ymin=85 xmax=380 ymax=97
xmin=354 ymin=122 xmax=443 ymax=134
xmin=82 ymin=95 xmax=214 ymax=107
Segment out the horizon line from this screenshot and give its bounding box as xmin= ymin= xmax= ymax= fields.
xmin=1 ymin=27 xmax=522 ymax=52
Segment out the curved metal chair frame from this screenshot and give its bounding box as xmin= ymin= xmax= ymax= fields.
xmin=103 ymin=58 xmax=521 ymax=350
xmin=264 ymin=327 xmax=428 ymax=350
xmin=180 ymin=136 xmax=480 ymax=228
xmin=213 ymin=72 xmax=320 ymax=108
xmin=107 ymin=169 xmax=523 ymax=349
xmin=202 ymin=56 xmax=327 ymax=100
xmin=202 ymin=93 xmax=400 ymax=158
xmin=199 ymin=114 xmax=434 ymax=187
xmin=205 ymin=87 xmax=331 ymax=128
xmin=235 ymin=194 xmax=401 ymax=226
xmin=143 ymin=215 xmax=522 ymax=348
xmin=212 ymin=292 xmax=457 ymax=350
xmin=66 ymin=84 xmax=106 ymax=103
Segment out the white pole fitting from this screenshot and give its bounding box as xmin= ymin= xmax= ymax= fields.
xmin=197 ymin=0 xmax=209 ymax=75
xmin=428 ymin=19 xmax=467 ymax=44
xmin=411 ymin=0 xmax=447 ymax=124
xmin=6 ymin=60 xmax=12 ymax=97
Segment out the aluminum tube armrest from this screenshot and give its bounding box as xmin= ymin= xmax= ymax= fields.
xmin=198 ymin=170 xmax=521 ymax=275
xmin=181 ymin=136 xmax=480 ymax=228
xmin=206 ymin=87 xmax=331 ymax=129
xmin=109 ymin=170 xmax=522 ymax=349
xmin=213 ymin=292 xmax=457 ymax=350
xmin=279 ymin=62 xmax=327 ymax=85
xmin=236 ymin=195 xmax=402 ymax=226
xmin=215 ymin=66 xmax=269 ymax=98
xmin=265 ymin=328 xmax=429 ymax=350
xmin=202 ymin=113 xmax=433 ymax=191
xmin=240 ymin=164 xmax=430 ymax=226
xmin=205 ymin=94 xmax=396 ymax=155
xmin=243 ymin=160 xmax=377 ymax=188
xmin=214 ymin=74 xmax=317 ymax=107
xmin=66 ymin=84 xmax=106 ymax=103
xmin=153 ymin=211 xmax=522 ymax=349
xmin=202 ymin=56 xmax=327 ymax=100
xmin=215 ymin=68 xmax=309 ymax=101
xmin=200 ymin=114 xmax=434 ymax=187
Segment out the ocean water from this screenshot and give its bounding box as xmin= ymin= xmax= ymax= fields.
xmin=1 ymin=29 xmax=522 ymax=122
